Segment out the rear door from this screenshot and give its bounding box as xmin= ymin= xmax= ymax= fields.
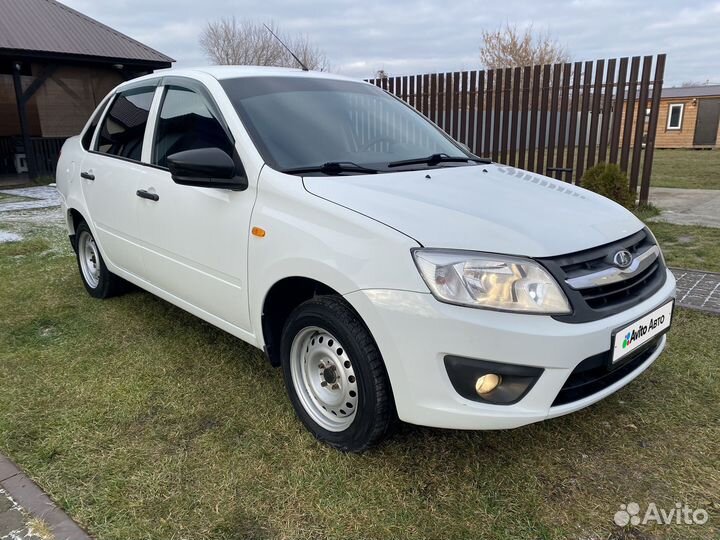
xmin=80 ymin=84 xmax=158 ymax=277
xmin=135 ymin=79 xmax=255 ymax=333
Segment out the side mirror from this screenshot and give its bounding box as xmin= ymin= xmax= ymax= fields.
xmin=166 ymin=148 xmax=248 ymax=191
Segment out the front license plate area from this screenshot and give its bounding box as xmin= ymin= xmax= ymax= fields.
xmin=611 ymin=300 xmax=674 ymax=364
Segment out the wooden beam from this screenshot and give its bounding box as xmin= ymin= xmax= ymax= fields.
xmin=12 ymin=61 xmax=37 ymax=179
xmin=52 ymin=77 xmax=83 ymax=104
xmin=20 ymin=64 xmax=58 ymax=104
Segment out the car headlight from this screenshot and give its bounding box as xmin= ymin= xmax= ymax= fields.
xmin=412 ymin=249 xmax=571 ymax=314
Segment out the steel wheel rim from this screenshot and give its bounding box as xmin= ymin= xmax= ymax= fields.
xmin=290 ymin=326 xmax=358 ymax=432
xmin=78 ymin=231 xmax=100 ymax=289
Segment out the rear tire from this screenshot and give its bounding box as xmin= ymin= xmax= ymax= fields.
xmin=74 ymin=221 xmax=125 ymax=299
xmin=280 ymin=295 xmax=396 ymax=452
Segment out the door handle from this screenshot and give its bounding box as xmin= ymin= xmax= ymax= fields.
xmin=136 ymin=189 xmax=159 ymax=202
xmin=80 ymin=171 xmax=95 ymax=181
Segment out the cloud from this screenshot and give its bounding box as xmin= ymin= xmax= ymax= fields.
xmin=61 ymin=0 xmax=720 ymax=85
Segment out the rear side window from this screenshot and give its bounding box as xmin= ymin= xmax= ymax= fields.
xmin=152 ymin=86 xmax=234 ymax=168
xmin=81 ymin=98 xmax=108 ymax=150
xmin=96 ymin=87 xmax=155 ymax=160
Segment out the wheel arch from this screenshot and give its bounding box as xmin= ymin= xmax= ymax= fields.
xmin=260 ymin=276 xmax=342 ymax=367
xmin=66 ymin=207 xmax=87 ymax=251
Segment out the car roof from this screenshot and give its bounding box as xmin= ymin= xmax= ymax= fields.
xmin=118 ymin=65 xmax=365 ymax=90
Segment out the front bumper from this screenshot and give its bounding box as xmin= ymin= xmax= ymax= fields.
xmin=345 ymin=269 xmax=676 ymax=430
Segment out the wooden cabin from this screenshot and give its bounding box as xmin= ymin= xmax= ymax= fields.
xmin=654 ymin=85 xmax=720 ymax=149
xmin=0 ymin=0 xmax=173 ymax=179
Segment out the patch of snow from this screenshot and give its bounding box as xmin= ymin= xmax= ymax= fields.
xmin=0 ymin=231 xmax=22 ymax=243
xmin=0 ymin=187 xmax=61 ymax=213
xmin=0 ymin=207 xmax=63 ymax=226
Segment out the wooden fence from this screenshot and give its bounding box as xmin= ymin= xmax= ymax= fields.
xmin=368 ymin=54 xmax=665 ymax=204
xmin=0 ymin=136 xmax=65 ymax=177
xmin=31 ymin=137 xmax=66 ymax=176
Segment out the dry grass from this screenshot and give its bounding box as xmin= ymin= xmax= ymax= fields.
xmin=26 ymin=517 xmax=55 ymax=540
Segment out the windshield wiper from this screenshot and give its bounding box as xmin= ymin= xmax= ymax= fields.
xmin=387 ymin=153 xmax=491 ymax=168
xmin=282 ymin=161 xmax=378 ymax=175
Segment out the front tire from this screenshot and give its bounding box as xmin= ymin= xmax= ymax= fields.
xmin=74 ymin=221 xmax=125 ymax=299
xmin=280 ymin=296 xmax=396 ymax=452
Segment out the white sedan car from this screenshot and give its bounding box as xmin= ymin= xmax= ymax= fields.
xmin=56 ymin=67 xmax=675 ymax=451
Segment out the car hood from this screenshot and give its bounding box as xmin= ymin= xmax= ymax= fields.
xmin=303 ymin=164 xmax=644 ymax=257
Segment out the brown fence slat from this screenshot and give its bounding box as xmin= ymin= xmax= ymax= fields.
xmin=620 ymin=57 xmax=641 ymax=174
xmin=535 ymin=64 xmax=551 ymax=173
xmin=459 ymin=71 xmax=469 ymax=145
xmin=597 ymin=58 xmax=616 ymax=163
xmin=475 ymin=71 xmax=485 ymax=155
xmin=452 ymin=71 xmax=461 ymax=140
xmin=517 ymin=66 xmax=531 ymax=170
xmin=609 ymin=57 xmax=628 ymax=163
xmin=410 ymin=76 xmax=416 ymax=108
xmin=575 ymin=60 xmax=594 ymax=184
xmin=527 ymin=65 xmax=541 ymax=171
xmin=565 ymin=62 xmax=582 ymax=180
xmin=497 ymin=67 xmax=510 ymax=164
xmin=430 ymin=73 xmax=438 ymax=125
xmin=467 ymin=71 xmax=478 ymax=152
xmin=586 ymin=59 xmax=605 ymax=170
xmin=640 ymin=54 xmax=666 ymax=204
xmin=492 ymin=69 xmax=503 ymax=161
xmin=546 ymin=63 xmax=562 ymax=175
xmin=630 ymin=56 xmax=653 ymax=194
xmin=483 ymin=70 xmax=494 ymax=157
xmin=421 ymin=74 xmax=429 ymax=116
xmin=509 ymin=66 xmax=521 ymax=167
xmin=554 ymin=62 xmax=572 ymax=180
xmin=444 ymin=72 xmax=453 ymax=135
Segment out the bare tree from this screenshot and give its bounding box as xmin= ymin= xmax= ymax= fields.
xmin=200 ymin=18 xmax=330 ymax=71
xmin=479 ymin=23 xmax=569 ymax=69
xmin=374 ymin=69 xmax=389 ymax=80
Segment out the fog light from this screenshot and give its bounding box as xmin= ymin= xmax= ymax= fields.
xmin=475 ymin=373 xmax=501 ymax=395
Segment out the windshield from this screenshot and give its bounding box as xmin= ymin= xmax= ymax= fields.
xmin=220 ymin=76 xmax=473 ymax=174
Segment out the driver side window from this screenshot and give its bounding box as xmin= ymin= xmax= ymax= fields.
xmin=153 ymin=86 xmax=235 ymax=168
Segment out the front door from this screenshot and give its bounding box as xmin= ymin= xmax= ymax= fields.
xmin=80 ymin=86 xmax=157 ymax=277
xmin=136 ymin=83 xmax=255 ymax=333
xmin=694 ymin=98 xmax=720 ymax=146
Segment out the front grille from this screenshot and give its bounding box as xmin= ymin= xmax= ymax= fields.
xmin=539 ymin=228 xmax=668 ymax=323
xmin=551 ymin=335 xmax=663 ymax=407
xmin=578 ymin=260 xmax=661 ymax=309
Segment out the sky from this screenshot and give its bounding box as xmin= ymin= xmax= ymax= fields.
xmin=62 ymin=0 xmax=720 ymax=87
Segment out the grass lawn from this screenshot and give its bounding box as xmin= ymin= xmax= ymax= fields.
xmin=650 ymin=149 xmax=720 ymax=190
xmin=0 ymin=219 xmax=719 ymax=539
xmin=648 ymin=221 xmax=720 ymax=272
xmin=635 ymin=205 xmax=720 ymax=272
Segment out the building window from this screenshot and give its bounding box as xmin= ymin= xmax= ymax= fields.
xmin=667 ymin=103 xmax=684 ymax=130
